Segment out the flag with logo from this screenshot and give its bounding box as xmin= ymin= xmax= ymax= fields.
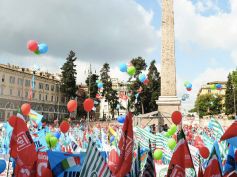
xmin=80 ymin=138 xmax=112 ymax=177
xmin=167 ymin=129 xmax=195 ymax=177
xmin=113 ymin=112 xmax=134 ymax=177
xmin=142 ymin=140 xmax=156 ymax=177
xmin=48 ymin=151 xmax=85 ymax=177
xmin=10 ymin=116 xmax=37 ymax=166
xmin=31 ymin=129 xmax=48 ymax=152
xmin=28 ymin=109 xmax=43 ymax=125
xmin=36 ymin=152 xmax=49 ymax=177
xmin=203 ymin=147 xmax=222 ymax=177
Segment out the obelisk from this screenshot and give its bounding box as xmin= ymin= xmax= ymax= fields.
xmin=157 ymin=0 xmax=181 ymax=121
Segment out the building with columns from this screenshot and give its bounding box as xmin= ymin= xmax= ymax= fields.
xmin=0 ymin=64 xmax=67 ymax=122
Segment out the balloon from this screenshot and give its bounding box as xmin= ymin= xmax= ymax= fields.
xmin=27 ymin=40 xmax=38 ymax=52
xmin=171 ymin=111 xmax=182 ymax=125
xmin=54 ymin=131 xmax=61 ymax=139
xmin=119 ymin=64 xmax=127 ymax=72
xmin=143 ymin=79 xmax=149 ymax=85
xmin=45 ymin=133 xmax=52 ymax=144
xmin=170 ymin=124 xmax=177 ymax=134
xmin=117 ymin=116 xmax=125 ymax=123
xmin=21 ymin=103 xmax=31 ymax=116
xmin=8 ymin=115 xmax=17 ymax=127
xmin=184 ymin=81 xmax=190 ymax=87
xmin=34 ymin=50 xmax=40 ymax=55
xmin=67 ymin=100 xmax=77 ymax=113
xmin=38 ymin=43 xmax=48 ymax=54
xmin=186 ymin=88 xmax=192 ymax=91
xmin=167 ymin=129 xmax=173 ymax=136
xmin=97 ymin=82 xmax=103 ymax=89
xmin=127 ymin=66 xmax=136 ymax=76
xmin=186 ymin=83 xmax=192 ymax=89
xmin=153 ymin=149 xmax=163 ymax=160
xmin=110 ymin=136 xmax=115 ymax=143
xmin=210 ymin=84 xmax=216 ymax=90
xmin=83 ymin=98 xmax=94 ymax=112
xmin=108 ymin=149 xmax=119 ymax=173
xmin=49 ymin=136 xmax=58 ymax=148
xmin=199 ymin=146 xmax=210 ymax=159
xmin=41 ymin=168 xmax=53 ymax=177
xmin=165 ymin=131 xmax=171 ymax=138
xmin=59 ymin=121 xmax=70 ymax=133
xmin=216 ymin=83 xmax=222 ymax=90
xmin=0 ymin=159 xmax=6 ymax=173
xmin=139 ymin=74 xmax=146 ymax=83
xmin=167 ymin=138 xmax=176 ymax=150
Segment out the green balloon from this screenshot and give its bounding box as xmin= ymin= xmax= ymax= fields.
xmin=184 ymin=81 xmax=190 ymax=87
xmin=127 ymin=66 xmax=136 ymax=76
xmin=210 ymin=84 xmax=216 ymax=90
xmin=165 ymin=131 xmax=171 ymax=137
xmin=45 ymin=133 xmax=52 ymax=145
xmin=153 ymin=149 xmax=163 ymax=160
xmin=168 ymin=129 xmax=173 ymax=135
xmin=34 ymin=50 xmax=40 ymax=55
xmin=167 ymin=138 xmax=176 ymax=150
xmin=170 ymin=124 xmax=177 ymax=135
xmin=50 ymin=136 xmax=58 ymax=148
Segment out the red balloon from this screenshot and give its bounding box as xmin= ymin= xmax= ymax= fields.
xmin=187 ymin=88 xmax=192 ymax=91
xmin=108 ymin=149 xmax=119 ymax=173
xmin=27 ymin=40 xmax=38 ymax=52
xmin=8 ymin=115 xmax=17 ymax=127
xmin=199 ymin=146 xmax=210 ymax=159
xmin=171 ymin=111 xmax=182 ymax=125
xmin=41 ymin=168 xmax=53 ymax=177
xmin=143 ymin=79 xmax=149 ymax=85
xmin=83 ymin=98 xmax=94 ymax=112
xmin=21 ymin=103 xmax=31 ymax=116
xmin=67 ymin=100 xmax=77 ymax=113
xmin=59 ymin=121 xmax=70 ymax=133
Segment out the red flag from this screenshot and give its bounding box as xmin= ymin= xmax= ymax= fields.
xmin=203 ymin=148 xmax=222 ymax=177
xmin=224 ymin=171 xmax=237 ymax=177
xmin=167 ymin=129 xmax=195 ymax=177
xmin=14 ymin=158 xmax=36 ymax=177
xmin=198 ymin=159 xmax=204 ymax=177
xmin=220 ymin=121 xmax=237 ymax=141
xmin=113 ymin=112 xmax=133 ymax=177
xmin=10 ymin=116 xmax=37 ymax=166
xmin=36 ymin=152 xmax=49 ymax=177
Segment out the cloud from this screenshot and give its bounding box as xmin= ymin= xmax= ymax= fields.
xmin=0 ymin=0 xmax=159 ymax=64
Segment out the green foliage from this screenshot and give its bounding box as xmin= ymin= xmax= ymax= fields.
xmin=225 ymin=71 xmax=237 ymax=115
xmin=195 ymin=94 xmax=223 ymax=117
xmin=85 ymin=73 xmax=99 ymax=98
xmin=60 ymin=51 xmax=77 ymax=99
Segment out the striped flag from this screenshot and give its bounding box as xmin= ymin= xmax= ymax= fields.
xmin=142 ymin=140 xmax=156 ymax=177
xmin=126 ymin=143 xmax=141 ymax=177
xmin=80 ymin=138 xmax=111 ymax=177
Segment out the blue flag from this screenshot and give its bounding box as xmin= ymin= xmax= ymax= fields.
xmin=224 ymin=145 xmax=237 ymax=175
xmin=32 ymin=129 xmax=48 ymax=152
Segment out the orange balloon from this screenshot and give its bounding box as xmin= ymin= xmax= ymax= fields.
xmin=171 ymin=111 xmax=182 ymax=125
xmin=21 ymin=103 xmax=31 ymax=116
xmin=67 ymin=100 xmax=77 ymax=113
xmin=83 ymin=98 xmax=94 ymax=112
xmin=59 ymin=121 xmax=70 ymax=133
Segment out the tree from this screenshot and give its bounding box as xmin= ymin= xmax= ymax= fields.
xmin=100 ymin=63 xmax=119 ymax=118
xmin=76 ymin=85 xmax=87 ymax=118
xmin=194 ymin=94 xmax=223 ymax=117
xmin=225 ymin=71 xmax=237 ymax=115
xmin=60 ymin=51 xmax=77 ymax=99
xmin=85 ymin=73 xmax=99 ymax=98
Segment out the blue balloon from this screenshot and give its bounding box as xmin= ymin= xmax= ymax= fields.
xmin=54 ymin=131 xmax=61 ymax=139
xmin=186 ymin=83 xmax=192 ymax=89
xmin=97 ymin=82 xmax=103 ymax=89
xmin=139 ymin=74 xmax=146 ymax=83
xmin=38 ymin=43 xmax=48 ymax=54
xmin=0 ymin=159 xmax=6 ymax=173
xmin=119 ymin=64 xmax=127 ymax=72
xmin=117 ymin=116 xmax=125 ymax=123
xmin=216 ymin=84 xmax=222 ymax=89
xmin=110 ymin=136 xmax=115 ymax=143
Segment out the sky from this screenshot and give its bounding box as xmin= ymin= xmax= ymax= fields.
xmin=0 ymin=0 xmax=236 ymax=110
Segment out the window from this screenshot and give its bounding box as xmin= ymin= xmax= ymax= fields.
xmin=17 ymin=78 xmax=23 ymax=86
xmin=45 ymin=84 xmax=49 ymax=90
xmin=10 ymin=89 xmax=13 ymax=95
xmin=33 ymin=92 xmax=35 ymax=99
xmin=45 ymin=94 xmax=48 ymax=101
xmin=9 ymin=76 xmax=15 ymax=84
xmin=18 ymin=90 xmax=21 ymax=97
xmin=56 ymin=85 xmax=60 ymax=92
xmin=56 ymin=96 xmax=58 ymax=102
xmin=51 ymin=85 xmax=54 ymax=91
xmin=39 ymin=94 xmax=41 ymax=100
xmin=61 ymin=96 xmax=65 ymax=103
xmin=2 ymin=74 xmax=5 ymax=82
xmin=25 ymin=91 xmax=28 ymax=98
xmin=25 ymin=80 xmax=31 ymax=87
xmin=51 ymin=96 xmax=54 ymax=102
xmin=39 ymin=83 xmax=43 ymax=89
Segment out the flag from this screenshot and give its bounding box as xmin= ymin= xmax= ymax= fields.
xmin=142 ymin=140 xmax=156 ymax=177
xmin=31 ymin=129 xmax=48 ymax=152
xmin=126 ymin=143 xmax=141 ymax=177
xmin=226 ymin=137 xmax=237 ymax=147
xmin=28 ymin=109 xmax=43 ymax=125
xmin=198 ymin=156 xmax=204 ymax=177
xmin=10 ymin=116 xmax=37 ymax=166
xmin=36 ymin=152 xmax=49 ymax=177
xmin=221 ymin=121 xmax=237 ymax=141
xmin=32 ymin=74 xmax=35 ymax=90
xmin=113 ymin=112 xmax=134 ymax=177
xmin=48 ymin=151 xmax=86 ymax=177
xmin=167 ymin=129 xmax=195 ymax=177
xmin=203 ymin=147 xmax=222 ymax=177
xmin=224 ymin=145 xmax=237 ymax=176
xmin=224 ymin=170 xmax=237 ymax=177
xmin=80 ymin=138 xmax=112 ymax=177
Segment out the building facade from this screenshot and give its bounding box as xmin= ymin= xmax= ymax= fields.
xmin=0 ymin=64 xmax=67 ymax=122
xmin=198 ymin=81 xmax=227 ymax=96
xmin=99 ymin=78 xmax=129 ymax=119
